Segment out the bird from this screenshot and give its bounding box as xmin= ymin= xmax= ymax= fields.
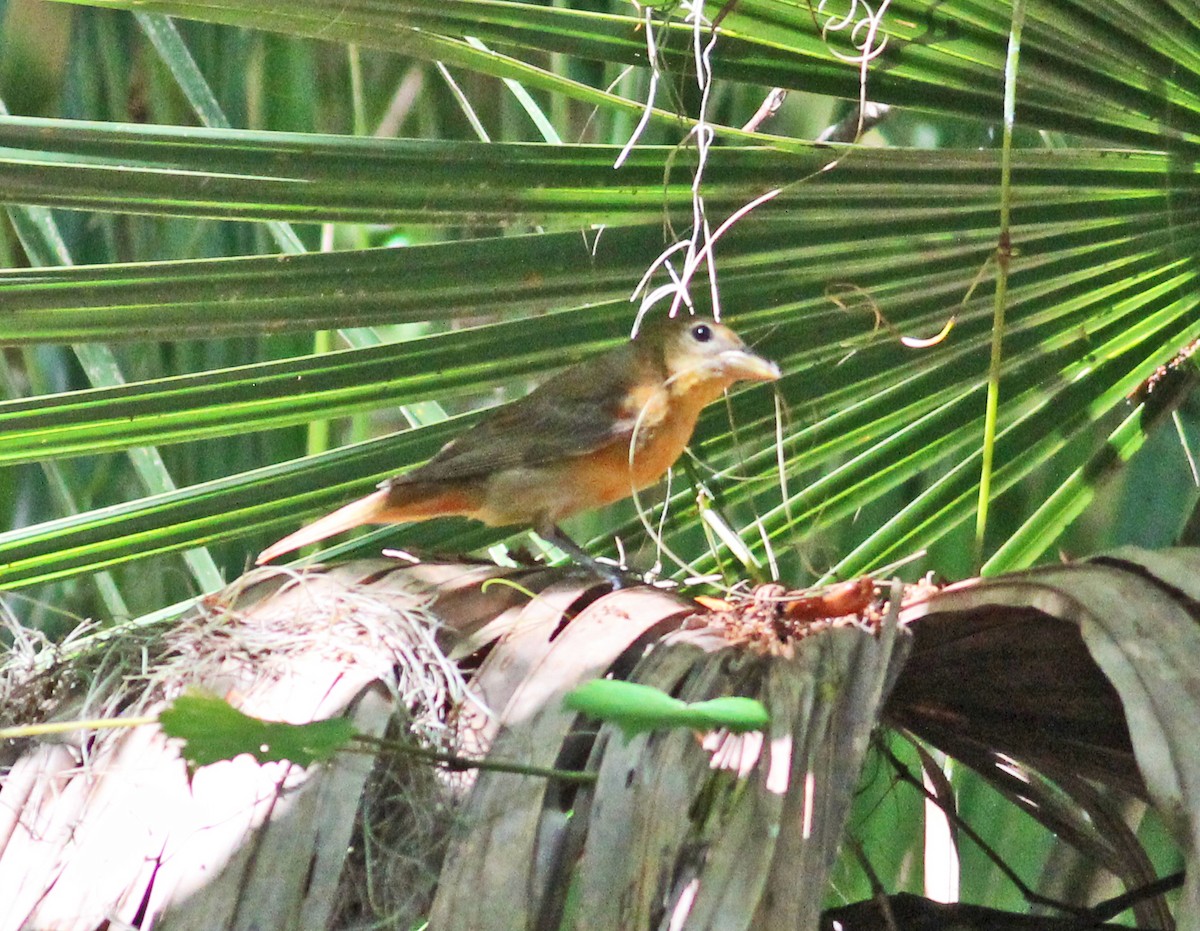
xmin=256 ymin=315 xmax=780 ymax=580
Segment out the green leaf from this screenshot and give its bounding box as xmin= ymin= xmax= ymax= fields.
xmin=159 ymin=690 xmax=356 ymax=769
xmin=685 ymin=696 xmax=773 ymax=732
xmin=564 ymin=678 xmax=770 ymax=740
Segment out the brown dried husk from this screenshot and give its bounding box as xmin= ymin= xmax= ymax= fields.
xmin=3 ymin=547 xmax=1195 ymax=929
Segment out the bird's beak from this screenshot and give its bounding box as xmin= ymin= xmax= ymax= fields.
xmin=721 ymin=349 xmax=781 ymax=383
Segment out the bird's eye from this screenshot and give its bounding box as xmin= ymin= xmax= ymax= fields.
xmin=691 ymin=323 xmax=713 ymax=343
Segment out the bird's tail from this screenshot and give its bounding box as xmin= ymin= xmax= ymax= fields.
xmin=255 ymin=488 xmax=392 ymax=565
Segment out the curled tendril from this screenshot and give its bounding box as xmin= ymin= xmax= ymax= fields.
xmin=815 ymin=0 xmax=891 ymax=66
xmin=816 ymin=0 xmax=861 ymax=33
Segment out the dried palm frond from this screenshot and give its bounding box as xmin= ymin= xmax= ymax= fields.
xmin=2 ymin=547 xmax=1198 ymax=929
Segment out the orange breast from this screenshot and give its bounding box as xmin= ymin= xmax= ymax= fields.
xmin=473 ymin=376 xmax=727 ymax=527
xmin=533 ymin=382 xmax=708 ymax=522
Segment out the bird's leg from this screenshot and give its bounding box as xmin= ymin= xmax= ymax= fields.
xmin=538 ymin=524 xmax=635 ymax=590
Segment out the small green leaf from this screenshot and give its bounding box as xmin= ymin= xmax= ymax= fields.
xmin=564 ymin=679 xmax=769 ymax=740
xmin=159 ymin=690 xmax=356 ymax=769
xmin=684 ymin=697 xmax=772 ymax=733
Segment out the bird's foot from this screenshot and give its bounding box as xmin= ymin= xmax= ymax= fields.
xmin=538 ymin=526 xmax=645 ymax=590
xmin=589 ymin=559 xmax=645 ymax=591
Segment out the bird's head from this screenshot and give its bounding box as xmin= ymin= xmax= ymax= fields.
xmin=638 ymin=315 xmax=780 ymax=397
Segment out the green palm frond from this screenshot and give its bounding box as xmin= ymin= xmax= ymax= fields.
xmin=0 ymin=0 xmax=1194 ymax=610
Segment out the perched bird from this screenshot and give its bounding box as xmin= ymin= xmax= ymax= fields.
xmin=256 ymin=315 xmax=780 ymax=577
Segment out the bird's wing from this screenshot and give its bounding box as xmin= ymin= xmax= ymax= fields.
xmin=392 ymin=349 xmax=650 ymax=486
